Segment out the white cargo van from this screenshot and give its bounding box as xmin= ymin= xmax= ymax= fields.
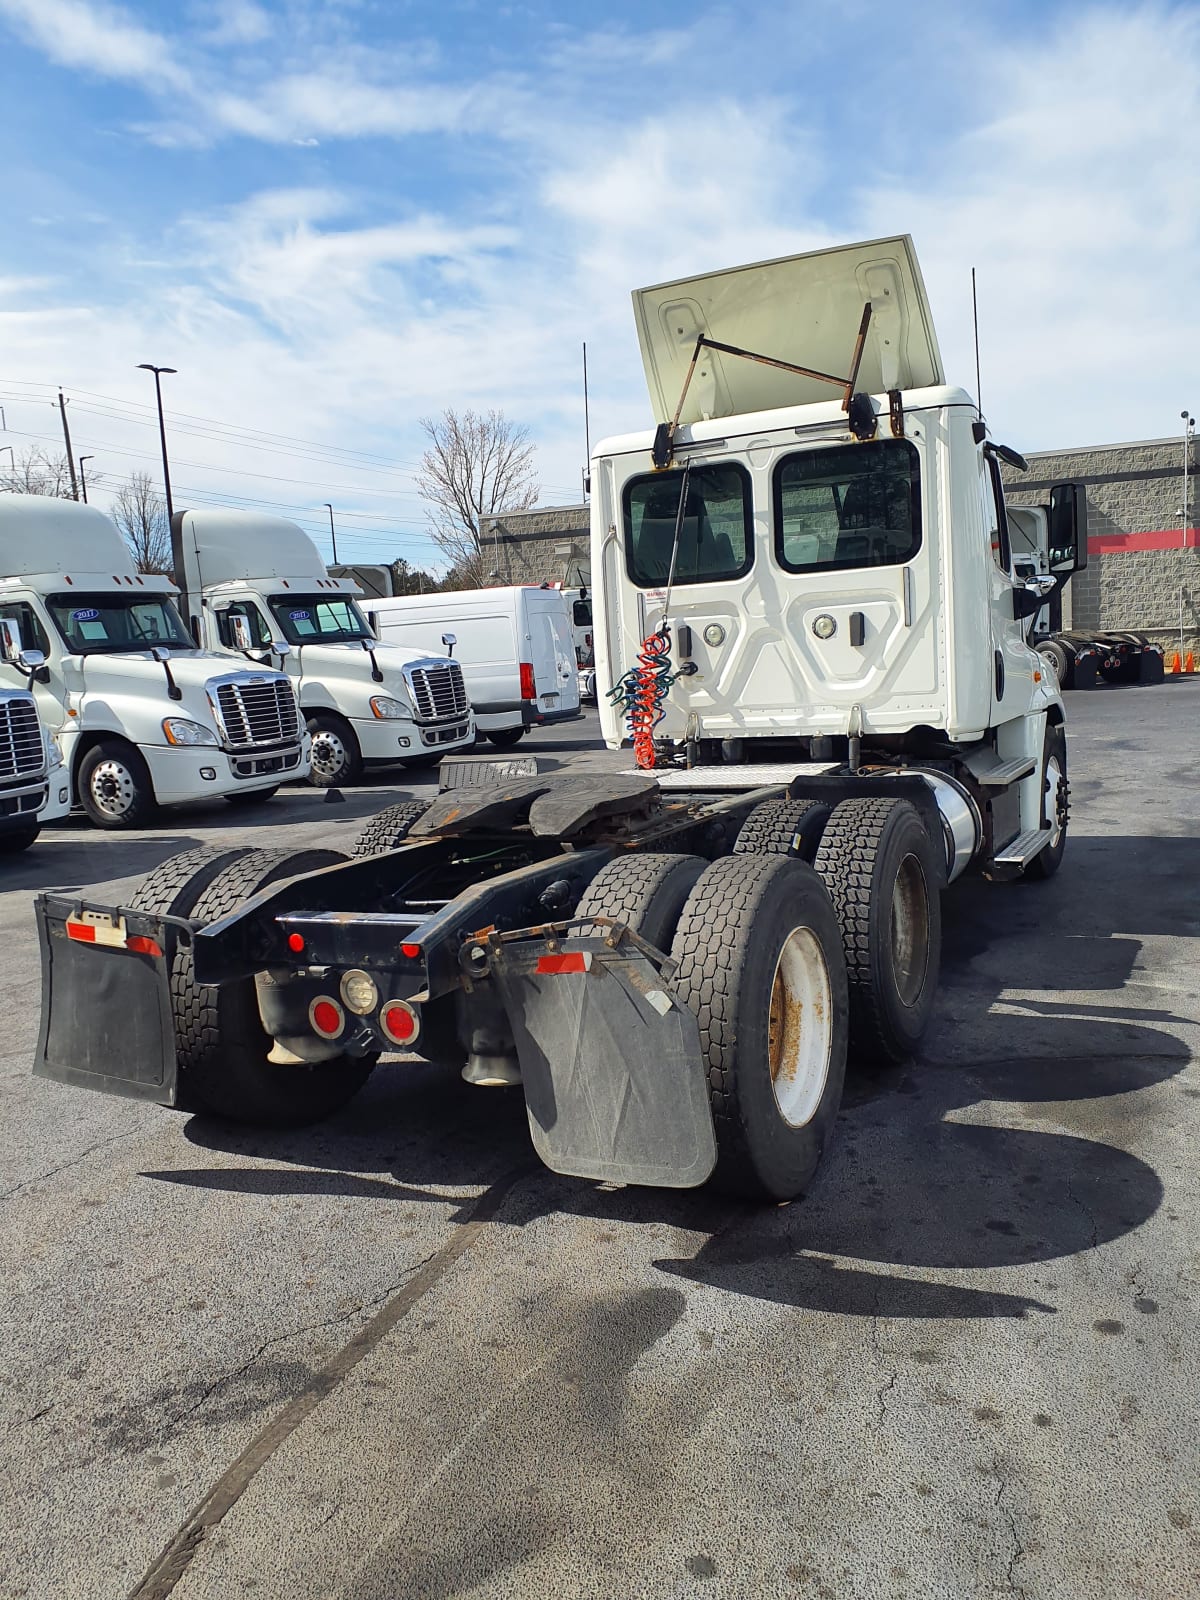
xmin=171 ymin=510 xmax=475 ymax=786
xmin=0 ymin=495 xmax=307 ymax=827
xmin=368 ymin=586 xmax=581 ymax=747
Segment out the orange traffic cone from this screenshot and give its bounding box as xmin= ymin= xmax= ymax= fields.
xmin=1169 ymin=652 xmax=1182 ymax=673
xmin=1186 ymin=652 xmax=1196 ymax=674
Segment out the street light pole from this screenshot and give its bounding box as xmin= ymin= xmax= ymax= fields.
xmin=138 ymin=364 xmax=177 ymax=522
xmin=1183 ymin=411 xmax=1195 ymax=548
xmin=78 ymin=455 xmax=94 ymax=504
xmin=324 ymin=502 xmax=338 ymax=565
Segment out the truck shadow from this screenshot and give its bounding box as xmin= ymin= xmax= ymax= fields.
xmin=4 ymin=832 xmax=203 ymax=894
xmin=172 ymin=832 xmax=1194 ymax=1324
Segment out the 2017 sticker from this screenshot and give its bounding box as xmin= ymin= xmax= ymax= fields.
xmin=72 ymin=608 xmax=100 ymax=622
xmin=289 ymin=610 xmax=311 ymax=621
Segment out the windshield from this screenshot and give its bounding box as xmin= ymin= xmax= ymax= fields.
xmin=773 ymin=439 xmax=921 ymax=574
xmin=268 ymin=595 xmax=372 ymax=645
xmin=623 ymin=463 xmax=753 ymax=588
xmin=47 ymin=593 xmax=194 ymax=654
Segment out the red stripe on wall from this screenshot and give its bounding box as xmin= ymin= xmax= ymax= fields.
xmin=1088 ymin=527 xmax=1199 ymax=554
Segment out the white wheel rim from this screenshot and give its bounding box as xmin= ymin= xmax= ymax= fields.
xmin=90 ymin=758 xmax=137 ymax=818
xmin=311 ymin=730 xmax=346 ymax=780
xmin=890 ymin=853 xmax=930 ymax=1008
xmin=1045 ymin=754 xmax=1065 ymax=846
xmin=768 ymin=926 xmax=834 ymax=1127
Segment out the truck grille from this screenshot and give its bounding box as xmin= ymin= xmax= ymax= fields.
xmin=0 ymin=697 xmax=46 ymax=782
xmin=405 ymin=661 xmax=469 ymax=724
xmin=214 ymin=677 xmax=299 ymax=750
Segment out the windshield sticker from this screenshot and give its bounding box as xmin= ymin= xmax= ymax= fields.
xmin=289 ymin=609 xmax=311 ymax=621
xmin=71 ymin=608 xmax=100 ymax=622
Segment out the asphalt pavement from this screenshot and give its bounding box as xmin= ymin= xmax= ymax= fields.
xmin=1 ymin=693 xmax=1198 ymax=1600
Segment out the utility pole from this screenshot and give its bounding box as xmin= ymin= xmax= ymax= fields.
xmin=78 ymin=455 xmax=94 ymax=504
xmin=57 ymin=390 xmax=79 ymax=500
xmin=138 ymin=364 xmax=177 ymax=522
xmin=324 ymin=503 xmax=338 ymax=564
xmin=1184 ymin=412 xmax=1195 ymax=547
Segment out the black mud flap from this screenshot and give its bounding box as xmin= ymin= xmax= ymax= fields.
xmin=490 ymin=940 xmax=716 ymax=1189
xmin=34 ymin=895 xmax=180 ymax=1105
xmin=1138 ymin=651 xmax=1165 ymax=684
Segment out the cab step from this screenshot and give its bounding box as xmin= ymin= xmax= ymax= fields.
xmin=975 ymin=756 xmax=1037 ymax=788
xmin=991 ymin=825 xmax=1051 ymax=868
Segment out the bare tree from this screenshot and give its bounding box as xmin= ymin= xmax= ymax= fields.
xmin=416 ymin=409 xmax=539 ymax=581
xmin=0 ymin=447 xmax=75 ymax=498
xmin=111 ymin=471 xmax=172 ymax=575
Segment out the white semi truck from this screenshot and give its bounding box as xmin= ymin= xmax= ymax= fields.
xmin=0 ymin=495 xmax=307 ymax=827
xmin=32 ymin=235 xmax=1086 ymax=1205
xmin=171 ymin=509 xmax=474 ymax=786
xmin=0 ymin=621 xmax=71 ymax=851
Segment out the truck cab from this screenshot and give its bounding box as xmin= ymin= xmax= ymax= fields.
xmin=594 ymin=239 xmax=1085 ymax=790
xmin=173 ymin=510 xmax=474 ymax=786
xmin=0 ymin=620 xmax=70 ymax=850
xmin=0 ymin=496 xmax=307 ymax=827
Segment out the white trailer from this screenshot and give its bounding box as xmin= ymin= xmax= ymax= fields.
xmin=0 ymin=496 xmax=307 ymax=827
xmin=32 ymin=236 xmax=1086 ymax=1204
xmin=172 ymin=509 xmax=474 ymax=786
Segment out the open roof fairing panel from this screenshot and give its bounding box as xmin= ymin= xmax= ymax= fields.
xmin=632 ymin=235 xmax=944 ymax=425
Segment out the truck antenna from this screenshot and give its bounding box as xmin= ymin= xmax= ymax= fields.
xmin=971 ymin=267 xmax=983 ymax=422
xmin=582 ymin=341 xmax=591 ymax=498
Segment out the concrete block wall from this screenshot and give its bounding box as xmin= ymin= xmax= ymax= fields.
xmin=1002 ymin=436 xmax=1200 ymax=660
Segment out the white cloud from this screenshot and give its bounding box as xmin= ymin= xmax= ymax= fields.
xmin=0 ymin=0 xmax=190 ymax=91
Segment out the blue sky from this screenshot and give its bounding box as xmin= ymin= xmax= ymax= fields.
xmin=1 ymin=0 xmax=1198 ymax=566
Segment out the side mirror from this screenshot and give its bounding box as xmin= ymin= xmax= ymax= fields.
xmin=441 ymin=632 xmax=456 ymax=655
xmin=579 ymin=585 xmax=588 ymax=601
xmin=271 ymin=640 xmax=291 ymax=658
xmin=1047 ymin=482 xmax=1088 ymax=574
xmin=19 ymin=648 xmax=46 ymax=671
xmin=229 ymin=614 xmax=253 ymax=652
xmin=1013 ymin=578 xmax=1055 ymax=619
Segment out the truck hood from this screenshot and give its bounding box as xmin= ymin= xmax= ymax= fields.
xmin=292 ymin=640 xmax=424 ymax=700
xmin=77 ymin=650 xmax=288 ymax=721
xmin=632 ymin=234 xmax=944 ymax=425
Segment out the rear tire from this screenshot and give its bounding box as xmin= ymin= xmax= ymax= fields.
xmin=351 ymin=800 xmax=431 ymax=858
xmin=733 ymin=797 xmax=831 ymax=862
xmin=670 ymin=855 xmax=848 ymax=1202
xmin=130 ymin=845 xmax=255 ymax=918
xmin=1024 ymin=723 xmax=1068 ymax=881
xmin=170 ymin=847 xmax=376 ymax=1123
xmin=814 ymin=797 xmax=941 ymax=1066
xmin=575 ymin=852 xmax=707 ymax=948
xmin=1037 ymin=639 xmax=1071 ymax=688
xmin=486 ymin=728 xmax=525 ymax=749
xmin=306 ymin=713 xmax=363 ymax=788
xmin=78 ymin=738 xmax=158 ymax=830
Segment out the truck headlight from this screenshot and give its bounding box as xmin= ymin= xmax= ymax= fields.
xmin=370 ymin=695 xmax=409 ymax=720
xmin=45 ymin=733 xmax=64 ymax=770
xmin=163 ymin=717 xmax=220 ymax=747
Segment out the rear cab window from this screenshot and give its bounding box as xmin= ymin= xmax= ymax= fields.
xmin=623 ymin=463 xmax=753 ymax=588
xmin=773 ymin=439 xmax=922 ymax=574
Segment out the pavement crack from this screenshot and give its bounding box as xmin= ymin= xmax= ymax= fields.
xmin=994 ymin=1455 xmax=1028 ymax=1599
xmin=1063 ymin=1170 xmax=1100 ymax=1251
xmin=0 ymin=1126 xmax=141 ymax=1201
xmin=868 ymin=1274 xmax=899 ymax=1427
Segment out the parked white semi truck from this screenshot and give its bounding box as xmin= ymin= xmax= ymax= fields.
xmin=0 ymin=621 xmax=71 ymax=851
xmin=0 ymin=495 xmax=307 ymax=827
xmin=32 ymin=236 xmax=1086 ymax=1205
xmin=170 ymin=509 xmax=474 ymax=785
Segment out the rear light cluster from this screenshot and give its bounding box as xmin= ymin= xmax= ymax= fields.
xmin=304 ymin=965 xmax=421 ymax=1048
xmin=519 ymin=662 xmax=536 ymax=700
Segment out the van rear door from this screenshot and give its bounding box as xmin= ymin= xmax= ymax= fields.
xmin=526 ymin=592 xmax=580 ymax=715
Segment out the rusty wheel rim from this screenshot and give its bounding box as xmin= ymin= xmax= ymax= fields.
xmin=768 ymin=926 xmax=833 ymax=1127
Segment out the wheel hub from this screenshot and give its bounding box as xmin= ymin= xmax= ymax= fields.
xmin=890 ymin=853 xmax=930 ymax=1008
xmin=311 ymin=730 xmax=346 ymax=781
xmin=1045 ymin=755 xmax=1068 ymax=845
xmin=767 ymin=926 xmax=833 ymax=1127
xmin=90 ymin=759 xmax=136 ymax=818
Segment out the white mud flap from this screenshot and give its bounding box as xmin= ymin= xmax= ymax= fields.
xmin=490 ymin=940 xmax=717 ymax=1189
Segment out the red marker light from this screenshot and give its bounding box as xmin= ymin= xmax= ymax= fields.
xmin=65 ymin=920 xmax=96 ymax=943
xmin=380 ymin=1000 xmax=419 ymax=1045
xmin=126 ymin=935 xmax=163 ymax=958
xmin=309 ymin=998 xmax=345 ymax=1039
xmin=287 ymin=932 xmax=305 ymax=953
xmin=519 ymin=662 xmax=536 ymax=700
xmin=400 ymin=942 xmax=421 ymax=960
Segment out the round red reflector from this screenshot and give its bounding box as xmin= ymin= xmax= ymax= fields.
xmin=400 ymin=942 xmax=421 ymax=961
xmin=380 ymin=1000 xmax=418 ymax=1045
xmin=287 ymin=932 xmax=305 ymax=953
xmin=310 ymin=998 xmax=344 ymax=1038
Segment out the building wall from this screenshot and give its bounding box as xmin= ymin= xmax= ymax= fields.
xmin=482 ymin=505 xmax=590 ymax=587
xmin=1001 ymin=436 xmax=1199 ymax=659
